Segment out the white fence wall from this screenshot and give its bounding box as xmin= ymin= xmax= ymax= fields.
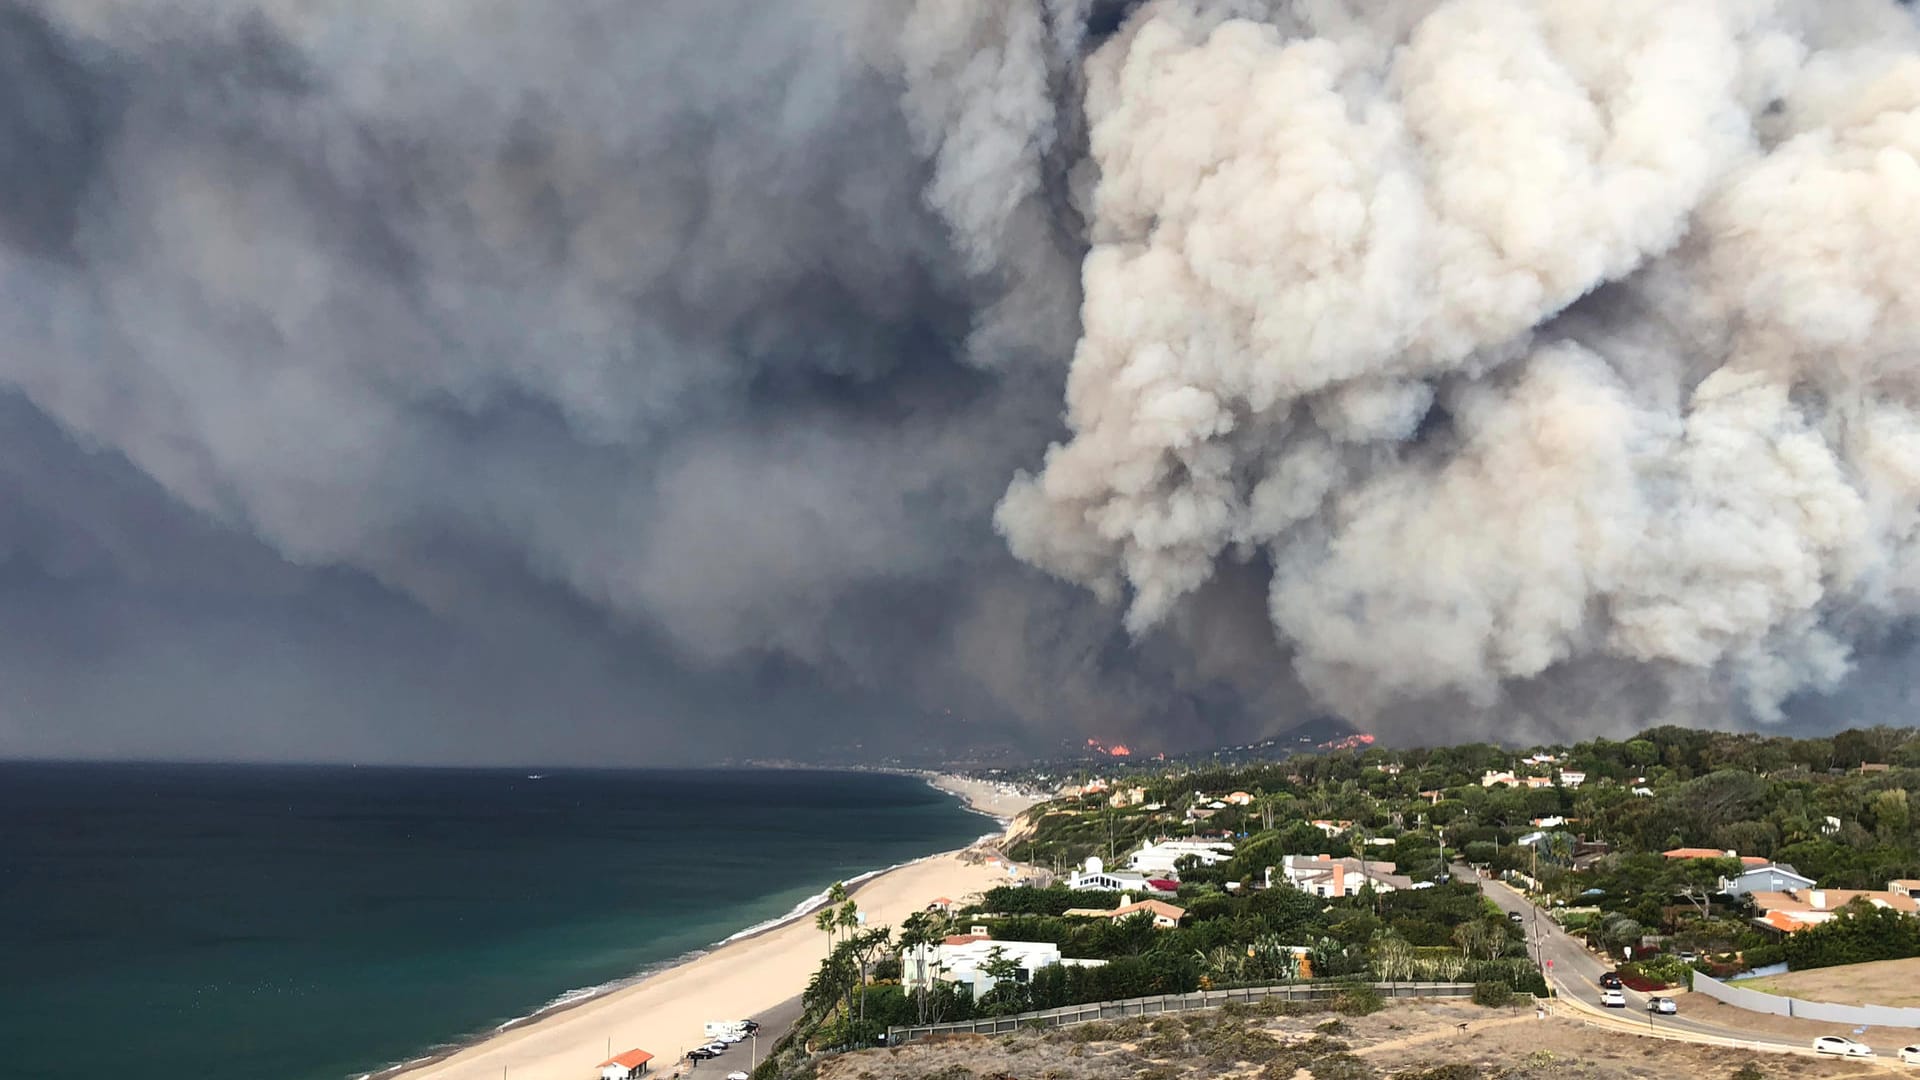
xmin=1693 ymin=970 xmax=1920 ymax=1028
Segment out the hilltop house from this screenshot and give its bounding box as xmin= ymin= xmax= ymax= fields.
xmin=1063 ymin=898 xmax=1187 ymax=929
xmin=1279 ymin=854 xmax=1413 ymax=897
xmin=1662 ymin=847 xmax=1738 ymax=860
xmin=1307 ymin=819 xmax=1353 ymax=836
xmin=902 ymin=930 xmax=1105 ymax=996
xmin=1067 ymin=866 xmax=1151 ymax=892
xmin=1129 ymin=838 xmax=1235 ymax=877
xmin=1718 ymin=862 xmax=1814 ymax=897
xmin=1749 ymin=887 xmax=1920 ymax=933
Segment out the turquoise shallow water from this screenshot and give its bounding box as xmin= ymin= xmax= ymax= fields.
xmin=0 ymin=763 xmax=988 ymax=1080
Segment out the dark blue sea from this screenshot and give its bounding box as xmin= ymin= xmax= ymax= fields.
xmin=0 ymin=764 xmax=990 ymax=1080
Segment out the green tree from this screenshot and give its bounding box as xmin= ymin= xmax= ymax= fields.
xmin=1872 ymin=789 xmax=1910 ymax=843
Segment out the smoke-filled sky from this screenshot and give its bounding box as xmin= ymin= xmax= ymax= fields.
xmin=4 ymin=0 xmax=1920 ymax=765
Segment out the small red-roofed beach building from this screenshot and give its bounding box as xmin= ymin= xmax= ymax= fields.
xmin=599 ymin=1049 xmax=653 ymax=1080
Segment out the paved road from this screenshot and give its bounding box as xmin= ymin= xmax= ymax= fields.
xmin=1448 ymin=865 xmax=1913 ymax=1056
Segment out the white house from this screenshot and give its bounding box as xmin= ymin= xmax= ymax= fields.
xmin=902 ymin=933 xmax=1104 ymax=997
xmin=598 ymin=1050 xmax=653 ymax=1080
xmin=1718 ymin=862 xmax=1814 ymax=897
xmin=1128 ymin=839 xmax=1235 ymax=877
xmin=1481 ymin=770 xmax=1517 ymax=787
xmin=1557 ymin=770 xmax=1586 ymax=788
xmin=1067 ymin=857 xmax=1152 ymax=892
xmin=1279 ymin=854 xmax=1412 ymax=897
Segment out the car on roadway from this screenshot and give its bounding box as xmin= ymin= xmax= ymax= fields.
xmin=1508 ymin=911 xmax=1525 ymax=923
xmin=727 ymin=1072 xmax=751 ymax=1080
xmin=703 ymin=1042 xmax=729 ymax=1054
xmin=687 ymin=1049 xmax=718 ymax=1061
xmin=1598 ymin=972 xmax=1623 ymax=990
xmin=1813 ymin=1036 xmax=1874 ymax=1057
xmin=1646 ymin=997 xmax=1677 ymax=1014
xmin=1899 ymin=1045 xmax=1920 ymax=1065
xmin=1600 ymin=988 xmax=1626 ymax=1008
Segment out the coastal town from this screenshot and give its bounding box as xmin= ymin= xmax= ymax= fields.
xmin=392 ymin=725 xmax=1920 ymax=1080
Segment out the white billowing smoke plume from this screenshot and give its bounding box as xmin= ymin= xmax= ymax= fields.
xmin=998 ymin=0 xmax=1920 ymax=729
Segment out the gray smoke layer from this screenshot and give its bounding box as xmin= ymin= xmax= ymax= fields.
xmin=2 ymin=0 xmax=1917 ymax=761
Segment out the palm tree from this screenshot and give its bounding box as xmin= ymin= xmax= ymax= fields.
xmin=814 ymin=906 xmax=837 ymax=958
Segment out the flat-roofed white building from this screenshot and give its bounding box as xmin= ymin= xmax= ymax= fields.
xmin=1128 ymin=839 xmax=1234 ymax=877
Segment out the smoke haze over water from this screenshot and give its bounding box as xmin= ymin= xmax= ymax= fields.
xmin=3 ymin=0 xmax=1920 ymax=762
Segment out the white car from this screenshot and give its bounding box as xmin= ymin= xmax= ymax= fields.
xmin=703 ymin=1042 xmax=728 ymax=1054
xmin=1600 ymin=989 xmax=1626 ymax=1008
xmin=1899 ymin=1045 xmax=1920 ymax=1065
xmin=1814 ymin=1036 xmax=1874 ymax=1057
xmin=727 ymin=1073 xmax=750 ymax=1080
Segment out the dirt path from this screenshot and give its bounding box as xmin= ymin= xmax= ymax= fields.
xmin=1354 ymin=1013 xmax=1539 ymax=1056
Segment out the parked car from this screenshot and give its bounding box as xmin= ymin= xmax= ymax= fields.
xmin=687 ymin=1049 xmax=717 ymax=1061
xmin=1600 ymin=989 xmax=1626 ymax=1008
xmin=1598 ymin=972 xmax=1623 ymax=990
xmin=726 ymin=1072 xmax=750 ymax=1080
xmin=1899 ymin=1045 xmax=1920 ymax=1065
xmin=1646 ymin=997 xmax=1677 ymax=1015
xmin=1814 ymin=1037 xmax=1874 ymax=1057
xmin=704 ymin=1043 xmax=729 ymax=1054
xmin=1508 ymin=911 xmax=1525 ymax=923
xmin=741 ymin=1020 xmax=760 ymax=1035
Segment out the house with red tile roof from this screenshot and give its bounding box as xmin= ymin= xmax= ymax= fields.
xmin=599 ymin=1049 xmax=653 ymax=1080
xmin=1662 ymin=847 xmax=1737 ymax=860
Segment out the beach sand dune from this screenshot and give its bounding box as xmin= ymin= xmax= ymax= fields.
xmin=386 ymin=830 xmax=1026 ymax=1080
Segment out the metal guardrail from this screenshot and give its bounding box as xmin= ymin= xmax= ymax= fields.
xmin=1545 ymin=995 xmax=1813 ymax=1057
xmin=886 ymin=981 xmax=1477 ymax=1043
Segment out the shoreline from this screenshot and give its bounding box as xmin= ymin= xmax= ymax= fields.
xmin=373 ymin=772 xmax=1044 ymax=1080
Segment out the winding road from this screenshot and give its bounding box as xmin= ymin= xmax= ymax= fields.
xmin=1450 ymin=864 xmax=1913 ymax=1061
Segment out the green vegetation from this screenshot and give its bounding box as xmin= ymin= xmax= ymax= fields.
xmin=1781 ymin=902 xmax=1920 ymax=969
xmin=1470 ymin=981 xmax=1513 ymax=1007
xmin=771 ymin=725 xmax=1920 ymax=1075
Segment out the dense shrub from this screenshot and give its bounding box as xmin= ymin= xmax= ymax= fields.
xmin=1471 ymin=981 xmax=1513 ymax=1007
xmin=1331 ymin=980 xmax=1385 ymax=1015
xmin=1782 ymin=904 xmax=1920 ymax=970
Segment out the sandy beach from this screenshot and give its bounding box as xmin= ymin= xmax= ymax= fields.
xmin=383 ymin=776 xmax=1040 ymax=1080
xmin=920 ymin=772 xmax=1050 ymax=825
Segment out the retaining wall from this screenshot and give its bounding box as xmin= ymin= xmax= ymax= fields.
xmin=886 ymin=980 xmax=1476 ymax=1044
xmin=1692 ymin=970 xmax=1920 ymax=1028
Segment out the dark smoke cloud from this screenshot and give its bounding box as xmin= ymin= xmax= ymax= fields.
xmin=3 ymin=0 xmax=1918 ymax=764
xmin=0 ymin=0 xmax=1280 ymax=763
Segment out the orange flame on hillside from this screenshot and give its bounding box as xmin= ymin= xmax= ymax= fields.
xmin=1108 ymin=744 xmax=1132 ymax=757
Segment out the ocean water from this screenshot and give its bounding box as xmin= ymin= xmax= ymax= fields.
xmin=0 ymin=763 xmax=990 ymax=1080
